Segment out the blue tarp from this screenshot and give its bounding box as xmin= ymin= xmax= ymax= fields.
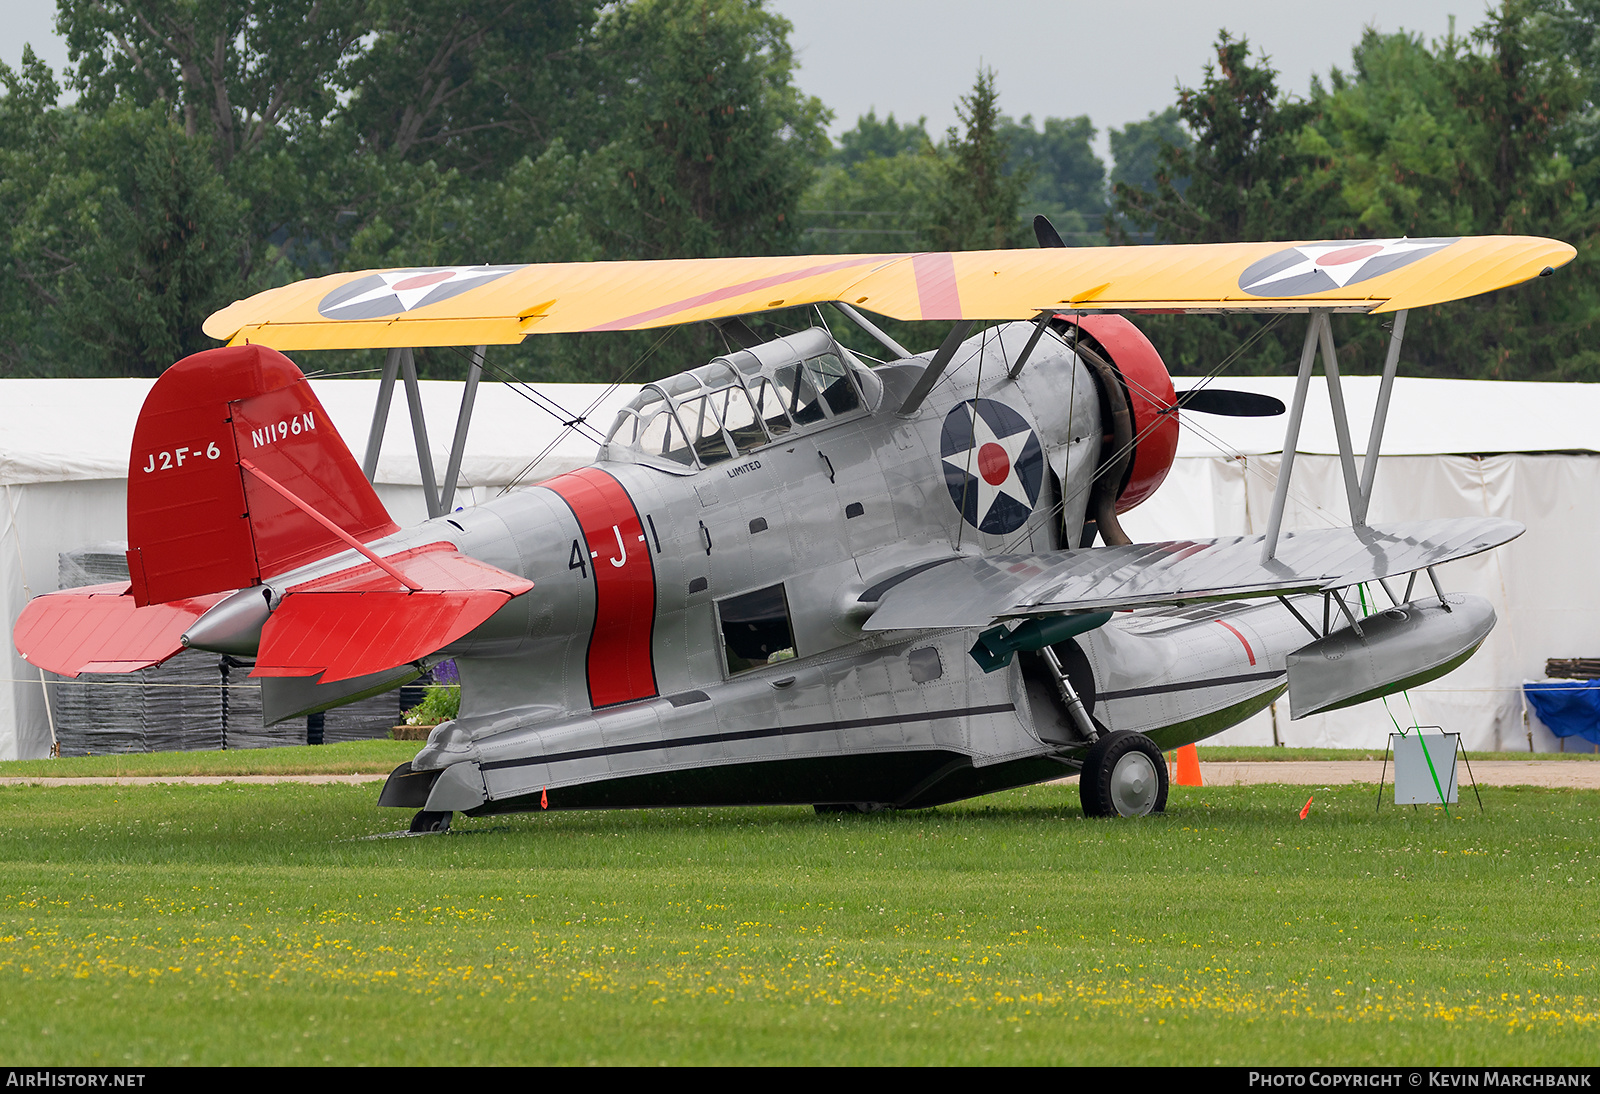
xmin=1523 ymin=680 xmax=1600 ymax=746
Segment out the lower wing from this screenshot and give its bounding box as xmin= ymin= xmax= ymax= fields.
xmin=860 ymin=517 xmax=1521 ymax=630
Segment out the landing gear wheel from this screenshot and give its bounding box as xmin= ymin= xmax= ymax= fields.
xmin=1079 ymin=731 xmax=1167 ymax=818
xmin=409 ymin=809 xmax=452 ymax=833
xmin=814 ymin=802 xmax=887 ymax=815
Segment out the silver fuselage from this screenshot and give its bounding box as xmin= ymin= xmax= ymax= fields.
xmin=296 ymin=323 xmax=1305 ymax=811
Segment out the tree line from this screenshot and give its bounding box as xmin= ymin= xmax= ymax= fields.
xmin=1 ymin=0 xmax=1596 ymax=383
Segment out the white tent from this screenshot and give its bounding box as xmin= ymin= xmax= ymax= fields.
xmin=1 ymin=371 xmax=1594 ymax=759
xmin=1119 ymin=374 xmax=1600 ymax=753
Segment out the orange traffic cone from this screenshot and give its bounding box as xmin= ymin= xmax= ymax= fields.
xmin=1174 ymin=743 xmax=1203 ymax=786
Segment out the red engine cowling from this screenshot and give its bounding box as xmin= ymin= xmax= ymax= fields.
xmin=1055 ymin=314 xmax=1178 ymax=514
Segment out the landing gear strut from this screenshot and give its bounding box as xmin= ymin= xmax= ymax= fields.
xmin=409 ymin=809 xmax=452 ymax=833
xmin=1079 ymin=731 xmax=1167 ymax=818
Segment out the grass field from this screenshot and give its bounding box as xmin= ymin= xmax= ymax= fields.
xmin=1 ymin=741 xmax=1594 ymax=779
xmin=0 ymin=775 xmax=1595 ymax=1065
xmin=0 ymin=740 xmax=418 ymax=777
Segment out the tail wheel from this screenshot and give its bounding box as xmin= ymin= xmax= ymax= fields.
xmin=1079 ymin=731 xmax=1167 ymax=818
xmin=409 ymin=810 xmax=452 ymax=833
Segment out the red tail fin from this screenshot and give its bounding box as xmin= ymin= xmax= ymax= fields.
xmin=126 ymin=344 xmax=397 ymax=605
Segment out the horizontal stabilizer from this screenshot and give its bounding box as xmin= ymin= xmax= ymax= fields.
xmin=862 ymin=518 xmax=1522 ymax=630
xmin=14 ymin=583 xmax=225 ymax=677
xmin=252 ymin=542 xmax=534 ymax=682
xmin=253 ymin=590 xmax=510 ymax=682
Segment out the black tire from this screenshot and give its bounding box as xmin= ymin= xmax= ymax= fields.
xmin=813 ymin=802 xmax=887 ymax=815
xmin=1079 ymin=731 xmax=1167 ymax=818
xmin=409 ymin=809 xmax=452 ymax=833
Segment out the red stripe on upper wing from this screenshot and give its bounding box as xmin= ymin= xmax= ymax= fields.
xmin=912 ymin=252 xmax=961 ymax=319
xmin=584 ymin=257 xmax=890 ymax=332
xmin=541 ymin=468 xmax=657 ymax=707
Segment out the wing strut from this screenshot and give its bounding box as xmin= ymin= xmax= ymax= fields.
xmin=830 ymin=302 xmax=912 ymax=360
xmin=398 ymin=346 xmax=443 ymax=517
xmin=439 ymin=345 xmax=485 ymax=513
xmin=1006 ymin=313 xmax=1056 ymax=380
xmin=1260 ymin=309 xmax=1410 ymax=562
xmin=361 ymin=347 xmax=403 ymax=483
xmin=1318 ymin=313 xmax=1363 ymax=524
xmin=1355 ymin=310 xmax=1408 ymax=524
xmin=361 ymin=344 xmax=487 ymax=519
xmin=898 ymin=319 xmax=975 ymax=416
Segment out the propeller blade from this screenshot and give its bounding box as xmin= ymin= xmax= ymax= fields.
xmin=1033 ymin=214 xmax=1066 ymax=249
xmin=1175 ymin=388 xmax=1286 ymax=417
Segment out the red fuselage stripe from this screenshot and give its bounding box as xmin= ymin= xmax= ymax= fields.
xmin=542 ymin=467 xmax=658 ymax=707
xmin=1215 ymin=619 xmax=1257 ymax=666
xmin=585 ymin=256 xmax=889 ymax=331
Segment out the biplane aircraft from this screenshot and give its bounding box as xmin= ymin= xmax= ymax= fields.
xmin=11 ymin=225 xmax=1574 ymax=828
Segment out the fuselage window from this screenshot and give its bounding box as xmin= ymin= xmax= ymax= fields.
xmin=717 ymin=584 xmax=797 ymax=675
xmin=806 ymin=353 xmax=861 ymax=416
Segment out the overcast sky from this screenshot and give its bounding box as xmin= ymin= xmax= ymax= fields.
xmin=4 ymin=0 xmax=1486 ymax=162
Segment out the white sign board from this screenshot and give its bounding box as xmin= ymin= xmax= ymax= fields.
xmin=1392 ymin=732 xmax=1459 ymax=805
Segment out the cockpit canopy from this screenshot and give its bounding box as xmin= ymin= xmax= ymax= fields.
xmin=604 ymin=327 xmax=882 ymax=471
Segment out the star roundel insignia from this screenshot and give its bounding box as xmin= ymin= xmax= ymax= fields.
xmin=1237 ymin=237 xmax=1459 ymax=298
xmin=317 ymin=265 xmax=524 ymax=321
xmin=941 ymin=398 xmax=1044 ymax=535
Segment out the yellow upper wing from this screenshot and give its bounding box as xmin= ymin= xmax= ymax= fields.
xmin=204 ymin=236 xmax=1576 ymax=351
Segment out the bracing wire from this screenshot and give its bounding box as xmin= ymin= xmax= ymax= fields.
xmin=492 ymin=324 xmax=684 ymax=493
xmin=300 ymin=366 xmax=386 ymax=379
xmin=432 ymin=343 xmax=606 ymax=445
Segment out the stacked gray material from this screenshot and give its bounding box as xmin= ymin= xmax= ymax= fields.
xmin=210 ymin=659 xmax=298 ymax=751
xmin=58 ymin=543 xmax=129 ymax=589
xmin=53 ymin=543 xmax=224 ymax=755
xmin=51 ymin=543 xmax=150 ymax=752
xmin=322 ymin=691 xmax=408 ymax=742
xmin=51 ymin=543 xmax=405 ymax=754
xmin=221 ymin=660 xmax=405 ymax=748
